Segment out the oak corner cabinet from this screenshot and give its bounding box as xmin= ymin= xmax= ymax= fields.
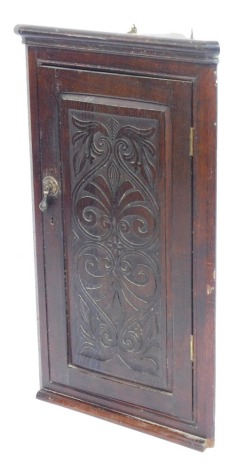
xmin=15 ymin=25 xmax=219 ymax=451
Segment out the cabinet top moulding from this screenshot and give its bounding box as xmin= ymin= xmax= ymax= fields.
xmin=14 ymin=24 xmax=220 ymax=64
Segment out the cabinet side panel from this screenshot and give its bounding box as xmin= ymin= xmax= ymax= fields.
xmin=193 ymin=65 xmax=217 ymax=440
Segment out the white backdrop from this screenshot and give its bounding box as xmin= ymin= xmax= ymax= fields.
xmin=1 ymin=1 xmax=236 ymax=468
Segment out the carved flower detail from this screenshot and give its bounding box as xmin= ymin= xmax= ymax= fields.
xmin=74 ymin=161 xmax=156 ymax=248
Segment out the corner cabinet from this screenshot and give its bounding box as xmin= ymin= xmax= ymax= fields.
xmin=15 ymin=25 xmax=219 ymax=450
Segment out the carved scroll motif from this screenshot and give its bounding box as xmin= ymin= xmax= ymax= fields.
xmin=70 ymin=112 xmax=161 ymax=377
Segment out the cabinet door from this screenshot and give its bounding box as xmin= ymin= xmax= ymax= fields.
xmin=37 ymin=65 xmax=193 ymax=424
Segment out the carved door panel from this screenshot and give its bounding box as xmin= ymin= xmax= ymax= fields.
xmin=38 ymin=66 xmax=193 ymax=423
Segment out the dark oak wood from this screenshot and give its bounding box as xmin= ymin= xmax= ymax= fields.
xmin=15 ymin=25 xmax=219 ymax=450
xmin=37 ymin=388 xmax=214 ymax=451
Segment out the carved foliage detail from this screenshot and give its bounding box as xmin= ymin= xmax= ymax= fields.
xmin=70 ymin=111 xmax=160 ymax=377
xmin=74 ymin=164 xmax=157 ymax=248
xmin=72 ymin=115 xmax=157 ymax=188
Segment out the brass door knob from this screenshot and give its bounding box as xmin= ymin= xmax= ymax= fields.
xmin=39 ymin=176 xmax=59 ymax=212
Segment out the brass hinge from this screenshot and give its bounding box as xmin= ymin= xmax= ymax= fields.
xmin=190 ymin=335 xmax=194 ymax=362
xmin=189 ymin=127 xmax=194 ymax=157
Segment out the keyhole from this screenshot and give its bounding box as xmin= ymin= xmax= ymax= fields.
xmin=50 ymin=217 xmax=54 ymax=225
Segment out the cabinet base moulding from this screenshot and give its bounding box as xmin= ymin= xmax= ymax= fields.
xmin=36 ymin=388 xmax=213 ymax=452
